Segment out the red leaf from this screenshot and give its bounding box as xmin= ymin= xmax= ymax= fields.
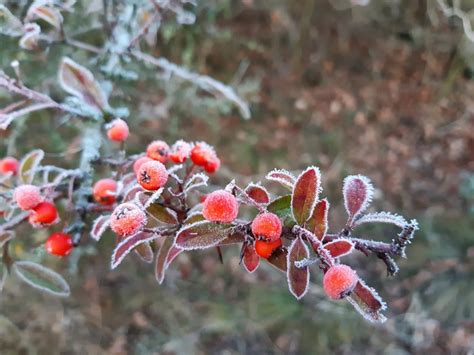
xmin=346 ymin=279 xmax=387 ymax=323
xmin=123 ymin=185 xmax=143 ymax=202
xmin=305 ymin=198 xmax=329 ymax=240
xmin=267 ymin=247 xmax=288 ymax=272
xmin=343 ymin=175 xmax=373 ymax=222
xmin=134 ymin=242 xmax=154 ymax=263
xmin=287 ymin=237 xmax=310 ymax=299
xmin=90 ymin=215 xmax=110 ymax=241
xmin=291 ymin=167 xmax=321 ymax=226
xmin=217 ymin=231 xmax=246 ymax=246
xmin=111 ymin=232 xmax=161 ymax=269
xmin=324 ymin=238 xmax=354 ymax=258
xmin=245 ymin=183 xmax=270 ymax=204
xmin=147 ymin=204 xmax=178 ymax=225
xmin=266 ymin=169 xmax=296 ymax=189
xmin=243 ymin=244 xmax=260 ymax=273
xmin=175 ymin=221 xmax=233 ymax=250
xmin=155 ymin=236 xmax=175 ymax=284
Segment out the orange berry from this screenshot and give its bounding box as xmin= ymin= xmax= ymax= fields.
xmin=323 ymin=264 xmax=358 ymax=300
xmin=110 ymin=203 xmax=147 ymax=237
xmin=0 ymin=157 xmax=19 ymax=175
xmin=106 ymin=118 xmax=129 ymax=142
xmin=202 ymin=190 xmax=238 ymax=223
xmin=169 ymin=140 xmax=192 ymax=163
xmin=29 ymin=201 xmax=58 ymax=226
xmin=93 ymin=178 xmax=118 ymax=206
xmin=13 ymin=184 xmax=42 ymax=210
xmin=146 ymin=140 xmax=170 ymax=163
xmin=251 ymin=212 xmax=282 ymax=242
xmin=137 ymin=160 xmax=168 ymax=191
xmin=190 ymin=143 xmax=213 ymax=166
xmin=204 ymin=155 xmax=220 ymax=173
xmin=255 ymin=238 xmax=282 ymax=258
xmin=133 ymin=156 xmax=152 ymax=174
xmin=45 ymin=232 xmax=73 ymax=256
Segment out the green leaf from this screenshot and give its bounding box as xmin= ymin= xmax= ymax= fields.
xmin=13 ymin=261 xmax=70 ymax=297
xmin=175 ymin=221 xmax=233 ymax=250
xmin=268 ymin=195 xmax=295 ymax=228
xmin=19 ymin=149 xmax=44 ymax=184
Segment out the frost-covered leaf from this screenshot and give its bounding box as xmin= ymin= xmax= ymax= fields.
xmin=147 ymin=204 xmax=178 ymax=225
xmin=0 ymin=231 xmax=14 ymax=248
xmin=243 ymin=243 xmax=259 ymax=273
xmin=266 ymin=169 xmax=295 ymax=190
xmin=346 ymin=279 xmax=387 ymax=323
xmin=123 ymin=184 xmax=142 ymax=202
xmin=287 ymin=237 xmax=310 ymax=299
xmin=183 ymin=212 xmax=205 ymax=224
xmin=111 ymin=232 xmax=161 ymax=269
xmin=19 ymin=23 xmax=41 ymax=50
xmin=324 ymin=238 xmax=354 ymax=258
xmin=13 ymin=261 xmax=70 ymax=297
xmin=90 ymin=215 xmax=110 ymax=241
xmin=343 ymin=175 xmax=374 ymax=223
xmin=305 ymin=198 xmax=329 ymax=240
xmin=216 ymin=231 xmax=246 ymax=246
xmin=0 ymin=5 xmax=23 ymax=36
xmin=59 ymin=57 xmax=108 ymax=110
xmin=353 ymin=212 xmax=407 ymax=229
xmin=175 ymin=221 xmax=232 ymax=250
xmin=134 ymin=242 xmax=153 ymax=263
xmin=155 ymin=236 xmax=175 ymax=284
xmin=19 ymin=149 xmax=44 ymax=184
xmin=292 ymin=167 xmax=321 ymax=226
xmin=184 ymin=173 xmax=208 ymax=192
xmin=245 ymin=183 xmax=270 ymax=204
xmin=267 ymin=246 xmax=288 ymax=272
xmin=267 ymin=195 xmax=294 ymax=228
xmin=26 ymin=2 xmax=63 ymax=29
xmin=143 ymin=188 xmax=163 ymax=208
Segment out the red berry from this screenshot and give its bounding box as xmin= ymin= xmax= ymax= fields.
xmin=93 ymin=178 xmax=118 ymax=206
xmin=0 ymin=157 xmax=19 ymax=175
xmin=137 ymin=160 xmax=168 ymax=191
xmin=169 ymin=140 xmax=192 ymax=163
xmin=204 ymin=155 xmax=220 ymax=173
xmin=255 ymin=238 xmax=282 ymax=258
xmin=251 ymin=212 xmax=282 ymax=242
xmin=323 ymin=264 xmax=358 ymax=300
xmin=29 ymin=201 xmax=58 ymax=226
xmin=133 ymin=156 xmax=152 ymax=175
xmin=14 ymin=184 xmax=42 ymax=210
xmin=146 ymin=140 xmax=170 ymax=163
xmin=202 ymin=190 xmax=239 ymax=223
xmin=45 ymin=232 xmax=73 ymax=256
xmin=110 ymin=203 xmax=147 ymax=237
xmin=190 ymin=143 xmax=214 ymax=166
xmin=106 ymin=118 xmax=129 ymax=142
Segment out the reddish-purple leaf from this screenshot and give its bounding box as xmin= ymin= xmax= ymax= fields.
xmin=123 ymin=185 xmax=142 ymax=202
xmin=90 ymin=215 xmax=110 ymax=241
xmin=291 ymin=167 xmax=321 ymax=226
xmin=147 ymin=203 xmax=178 ymax=225
xmin=111 ymin=232 xmax=161 ymax=269
xmin=166 ymin=245 xmax=183 ymax=267
xmin=217 ymin=232 xmax=246 ymax=246
xmin=305 ymin=198 xmax=329 ymax=240
xmin=266 ymin=169 xmax=296 ymax=189
xmin=175 ymin=221 xmax=233 ymax=250
xmin=287 ymin=237 xmax=310 ymax=299
xmin=184 ymin=212 xmax=205 ymax=224
xmin=267 ymin=247 xmax=288 ymax=272
xmin=243 ymin=244 xmax=260 ymax=273
xmin=245 ymin=183 xmax=270 ymax=204
xmin=346 ymin=279 xmax=387 ymax=323
xmin=134 ymin=242 xmax=154 ymax=263
xmin=324 ymin=238 xmax=354 ymax=258
xmin=155 ymin=236 xmax=175 ymax=284
xmin=343 ymin=175 xmax=374 ymax=222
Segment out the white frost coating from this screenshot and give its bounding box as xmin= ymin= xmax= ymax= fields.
xmin=90 ymin=215 xmax=110 ymax=241
xmin=111 ymin=232 xmax=160 ymax=270
xmin=144 ymin=188 xmax=163 ymax=209
xmin=175 ymin=220 xmax=230 ymax=251
xmin=286 ymin=237 xmax=310 ymax=300
xmin=245 ymin=182 xmax=270 ymax=204
xmin=26 ymin=1 xmax=64 ymax=29
xmin=123 ymin=184 xmax=142 ymax=202
xmin=19 ymin=23 xmax=41 ymax=50
xmin=355 ymin=278 xmax=387 ymax=314
xmin=184 ymin=173 xmax=208 ymax=192
xmin=291 ymin=166 xmax=321 ymax=225
xmin=342 ymin=174 xmax=374 ymax=220
xmin=167 ymin=164 xmax=184 ymax=175
xmin=266 ymin=168 xmax=296 ymax=189
xmin=13 ymin=261 xmax=70 ymax=297
xmin=354 ymin=212 xmax=407 ymax=229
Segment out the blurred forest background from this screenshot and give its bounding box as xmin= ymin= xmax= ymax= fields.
xmin=1 ymin=0 xmax=473 ymax=354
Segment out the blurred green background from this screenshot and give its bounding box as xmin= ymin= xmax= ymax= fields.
xmin=1 ymin=0 xmax=473 ymax=354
